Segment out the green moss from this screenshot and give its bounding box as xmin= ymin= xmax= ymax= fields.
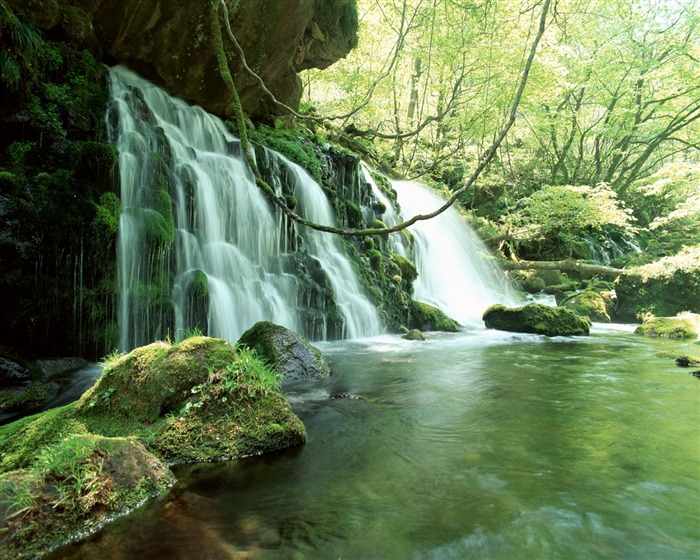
xmin=634 ymin=315 xmax=700 ymax=339
xmin=248 ymin=123 xmax=324 ymax=184
xmin=562 ymin=289 xmax=613 ymax=323
xmin=0 ymin=404 xmax=87 ymax=473
xmin=390 ymin=253 xmax=418 ymax=285
xmin=367 ymin=249 xmax=384 ymax=272
xmin=409 ymin=301 xmax=460 ymax=332
xmin=483 ymin=303 xmax=591 ymax=337
xmin=0 ymin=383 xmax=55 ymax=414
xmin=345 ymin=200 xmax=363 ymax=228
xmin=0 ymin=435 xmax=173 ymax=560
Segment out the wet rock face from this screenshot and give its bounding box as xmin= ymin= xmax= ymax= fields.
xmin=239 ymin=321 xmax=331 ymax=383
xmin=7 ymin=0 xmax=358 ymax=119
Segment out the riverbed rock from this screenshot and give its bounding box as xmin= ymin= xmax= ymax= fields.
xmin=75 ymin=336 xmax=307 ymax=463
xmin=634 ymin=313 xmax=700 ymax=339
xmin=7 ymin=0 xmax=359 ymax=119
xmin=561 ymin=289 xmax=615 ymax=323
xmin=402 ymin=328 xmax=425 ymax=341
xmin=238 ymin=321 xmax=331 ymax=382
xmin=35 ymin=357 xmax=89 ymax=378
xmin=483 ymin=303 xmax=591 ymax=337
xmin=0 ymin=355 xmax=32 ymax=385
xmin=409 ymin=301 xmax=460 ymax=332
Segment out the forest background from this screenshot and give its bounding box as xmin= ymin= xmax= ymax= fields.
xmin=302 ymin=0 xmax=700 ymax=268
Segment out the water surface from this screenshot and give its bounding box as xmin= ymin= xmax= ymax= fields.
xmin=55 ymin=327 xmax=700 ymax=559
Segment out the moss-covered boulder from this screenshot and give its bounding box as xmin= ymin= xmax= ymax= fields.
xmin=483 ymin=303 xmax=591 ymax=336
xmin=75 ymin=336 xmax=307 ymax=463
xmin=0 ymin=335 xmax=307 ymax=557
xmin=0 ymin=434 xmax=174 ymax=560
xmin=561 ymin=289 xmax=615 ymax=323
xmin=634 ymin=313 xmax=700 ymax=339
xmin=615 ymin=247 xmax=700 ymax=321
xmin=238 ymin=322 xmax=331 ymax=383
xmin=409 ymin=301 xmax=460 ymax=332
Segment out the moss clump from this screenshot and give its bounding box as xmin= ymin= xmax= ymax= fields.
xmin=390 ymin=253 xmax=418 ymax=285
xmin=248 ymin=123 xmax=324 ymax=184
xmin=75 ymin=336 xmax=306 ymax=461
xmin=0 ymin=434 xmax=174 ymax=560
xmin=367 ymin=249 xmax=384 ymax=272
xmin=562 ymin=289 xmax=614 ymax=323
xmin=634 ymin=314 xmax=700 ymax=339
xmin=409 ymin=301 xmax=460 ymax=332
xmin=483 ymin=303 xmax=591 ymax=337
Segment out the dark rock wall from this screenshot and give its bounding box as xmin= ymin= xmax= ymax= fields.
xmin=6 ymin=0 xmax=358 ymax=119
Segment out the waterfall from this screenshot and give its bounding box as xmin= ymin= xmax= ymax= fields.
xmin=107 ymin=66 xmax=381 ymax=350
xmin=392 ymin=180 xmax=521 ymax=327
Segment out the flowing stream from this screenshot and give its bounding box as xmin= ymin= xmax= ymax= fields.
xmin=54 ymin=327 xmax=699 ymax=559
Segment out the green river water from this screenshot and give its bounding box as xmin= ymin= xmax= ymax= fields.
xmin=55 ymin=326 xmax=699 ymax=559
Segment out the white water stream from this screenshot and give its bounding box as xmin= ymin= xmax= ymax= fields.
xmin=108 ymin=67 xmax=381 ymax=350
xmin=392 ymin=180 xmax=521 ymax=326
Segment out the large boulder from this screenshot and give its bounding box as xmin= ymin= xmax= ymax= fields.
xmin=239 ymin=321 xmax=331 ymax=382
xmin=0 ymin=335 xmax=307 ymax=557
xmin=561 ymin=289 xmax=616 ymax=323
xmin=634 ymin=313 xmax=700 ymax=339
xmin=409 ymin=301 xmax=460 ymax=332
xmin=7 ymin=0 xmax=359 ymax=119
xmin=615 ymin=248 xmax=700 ymax=321
xmin=74 ymin=336 xmax=307 ymax=463
xmin=483 ymin=303 xmax=591 ymax=337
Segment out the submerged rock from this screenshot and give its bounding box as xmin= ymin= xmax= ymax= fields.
xmin=483 ymin=303 xmax=591 ymax=337
xmin=239 ymin=321 xmax=331 ymax=382
xmin=402 ymin=328 xmax=425 ymax=341
xmin=409 ymin=301 xmax=460 ymax=332
xmin=634 ymin=313 xmax=700 ymax=339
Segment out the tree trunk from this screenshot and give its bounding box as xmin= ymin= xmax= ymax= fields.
xmin=496 ymin=258 xmax=628 ymax=278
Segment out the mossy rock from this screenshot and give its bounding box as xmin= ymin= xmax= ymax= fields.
xmin=561 ymin=289 xmax=615 ymax=323
xmin=634 ymin=313 xmax=700 ymax=339
xmin=74 ymin=336 xmax=306 ymax=463
xmin=390 ymin=253 xmax=418 ymax=285
xmin=0 ymin=382 xmax=57 ymax=415
xmin=0 ymin=434 xmax=174 ymax=560
xmin=238 ymin=322 xmax=331 ymax=383
xmin=409 ymin=301 xmax=460 ymax=332
xmin=402 ymin=329 xmax=425 ymax=341
xmin=483 ymin=303 xmax=591 ymax=337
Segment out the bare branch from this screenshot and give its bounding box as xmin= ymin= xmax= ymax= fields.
xmin=213 ymin=0 xmax=553 ymax=237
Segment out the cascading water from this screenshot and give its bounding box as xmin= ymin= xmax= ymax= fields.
xmin=392 ymin=180 xmax=521 ymax=326
xmin=107 ymin=66 xmax=381 ymax=350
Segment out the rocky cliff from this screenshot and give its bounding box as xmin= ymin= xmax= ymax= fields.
xmin=6 ymin=0 xmax=358 ymax=118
